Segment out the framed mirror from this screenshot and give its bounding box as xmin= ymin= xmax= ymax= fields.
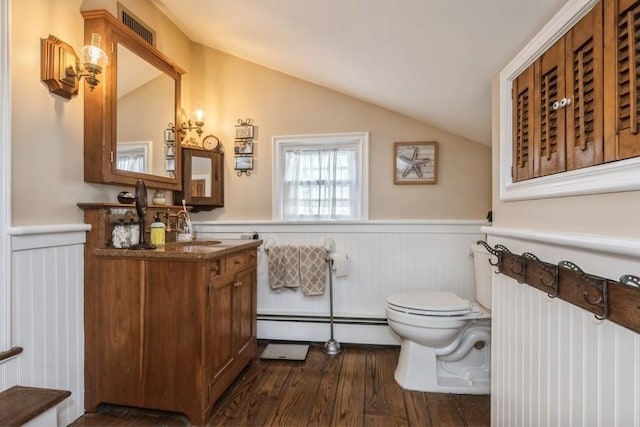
xmin=82 ymin=10 xmax=185 ymax=190
xmin=174 ymin=148 xmax=224 ymax=212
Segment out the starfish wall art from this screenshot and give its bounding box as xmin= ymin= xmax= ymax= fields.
xmin=393 ymin=141 xmax=438 ymax=185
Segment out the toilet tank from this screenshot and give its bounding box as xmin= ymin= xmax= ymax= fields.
xmin=471 ymin=242 xmax=493 ymax=310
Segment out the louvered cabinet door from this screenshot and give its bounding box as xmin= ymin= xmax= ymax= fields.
xmin=512 ymin=65 xmax=535 ymax=181
xmin=566 ymin=1 xmax=604 ymax=170
xmin=606 ymin=0 xmax=640 ymax=160
xmin=534 ymin=38 xmax=566 ymax=177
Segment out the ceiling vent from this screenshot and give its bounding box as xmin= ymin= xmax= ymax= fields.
xmin=118 ymin=5 xmax=156 ymax=46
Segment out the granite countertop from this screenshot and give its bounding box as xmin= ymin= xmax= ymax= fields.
xmin=94 ymin=239 xmax=263 ymax=261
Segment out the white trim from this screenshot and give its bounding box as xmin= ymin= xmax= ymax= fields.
xmin=482 ymin=226 xmax=640 ymax=258
xmin=271 ymin=132 xmax=369 ymax=220
xmin=496 ymin=0 xmax=640 ymax=201
xmin=193 ymin=219 xmax=488 ymax=235
xmin=10 ymin=226 xmax=88 ymax=251
xmin=0 ymin=0 xmax=10 ymax=352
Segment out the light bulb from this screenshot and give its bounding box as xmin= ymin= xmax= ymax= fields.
xmin=80 ymin=33 xmax=108 ymax=68
xmin=192 ymin=107 xmax=205 ymax=125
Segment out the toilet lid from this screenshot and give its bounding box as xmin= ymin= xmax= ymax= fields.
xmin=386 ymin=291 xmax=472 ymax=316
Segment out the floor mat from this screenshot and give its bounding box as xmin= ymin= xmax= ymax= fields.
xmin=260 ymin=343 xmax=310 ymax=361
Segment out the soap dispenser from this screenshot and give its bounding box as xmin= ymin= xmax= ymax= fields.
xmin=150 ymin=213 xmax=166 ymax=246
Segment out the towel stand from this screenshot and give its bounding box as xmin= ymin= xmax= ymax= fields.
xmin=263 ymin=238 xmax=342 ymax=355
xmin=324 ymin=255 xmax=341 ymax=356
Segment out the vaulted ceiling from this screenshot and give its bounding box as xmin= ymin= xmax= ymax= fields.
xmin=152 ymin=0 xmax=567 ymax=145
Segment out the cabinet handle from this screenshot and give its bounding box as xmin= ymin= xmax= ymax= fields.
xmin=551 ymin=98 xmax=571 ymax=111
xmin=234 ymin=281 xmax=242 ymax=287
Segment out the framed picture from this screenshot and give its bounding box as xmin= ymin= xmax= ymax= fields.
xmin=234 ymin=156 xmax=253 ymax=171
xmin=393 ymin=141 xmax=438 ymax=184
xmin=235 ymin=125 xmax=254 ymax=139
xmin=234 ymin=140 xmax=253 ymax=155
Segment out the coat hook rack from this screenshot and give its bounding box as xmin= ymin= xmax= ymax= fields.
xmin=477 ymin=241 xmax=640 ymax=334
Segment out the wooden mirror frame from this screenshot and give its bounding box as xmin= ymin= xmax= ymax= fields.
xmin=82 ymin=10 xmax=185 ymax=190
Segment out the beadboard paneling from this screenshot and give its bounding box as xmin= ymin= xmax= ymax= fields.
xmin=488 ymin=231 xmax=640 ymax=427
xmin=0 ymin=229 xmax=85 ymax=426
xmin=195 ymin=221 xmax=486 ymax=344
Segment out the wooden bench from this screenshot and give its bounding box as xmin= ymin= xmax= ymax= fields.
xmin=0 ymin=385 xmax=70 ymax=426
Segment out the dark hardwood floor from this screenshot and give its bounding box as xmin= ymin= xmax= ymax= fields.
xmin=70 ymin=343 xmax=490 ymax=427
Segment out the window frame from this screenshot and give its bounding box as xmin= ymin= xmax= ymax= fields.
xmin=272 ymin=132 xmax=369 ymax=221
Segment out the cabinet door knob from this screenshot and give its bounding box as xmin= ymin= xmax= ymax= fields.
xmin=559 ymin=97 xmax=572 ymax=108
xmin=234 ymin=281 xmax=242 ymax=287
xmin=552 ymin=100 xmax=561 ymax=111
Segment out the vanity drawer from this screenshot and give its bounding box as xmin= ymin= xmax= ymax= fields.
xmin=226 ymin=252 xmax=249 ymax=273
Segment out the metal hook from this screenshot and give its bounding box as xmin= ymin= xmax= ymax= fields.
xmin=620 ymin=274 xmax=640 ymax=289
xmin=559 ymin=260 xmax=608 ymax=320
xmin=523 ymin=252 xmax=559 ymax=298
xmin=476 ymin=240 xmax=504 ymax=269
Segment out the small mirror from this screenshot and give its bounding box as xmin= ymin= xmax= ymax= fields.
xmin=131 ymin=180 xmax=155 ymax=250
xmin=191 ymin=156 xmax=213 ymax=197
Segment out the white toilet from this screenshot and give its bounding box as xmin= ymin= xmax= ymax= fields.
xmin=385 ymin=242 xmax=493 ymax=394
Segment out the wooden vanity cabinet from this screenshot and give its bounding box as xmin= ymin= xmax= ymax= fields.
xmin=84 ymin=248 xmax=258 ymax=425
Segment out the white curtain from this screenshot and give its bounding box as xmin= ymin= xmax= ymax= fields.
xmin=282 ymin=147 xmax=358 ymax=220
xmin=117 ymin=154 xmax=145 ymax=173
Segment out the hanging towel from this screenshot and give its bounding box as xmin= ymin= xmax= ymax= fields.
xmin=299 ymin=245 xmax=326 ymax=296
xmin=268 ymin=245 xmax=300 ymax=291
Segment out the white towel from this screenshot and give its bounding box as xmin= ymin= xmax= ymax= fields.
xmin=268 ymin=245 xmax=300 ymax=290
xmin=299 ymin=246 xmax=326 ymax=296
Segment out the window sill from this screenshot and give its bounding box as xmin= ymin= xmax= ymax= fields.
xmin=500 ymin=156 xmax=640 ymax=201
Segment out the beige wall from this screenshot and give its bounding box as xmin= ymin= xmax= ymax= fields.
xmin=491 ymin=75 xmax=640 ymax=238
xmin=11 ymin=0 xmax=491 ymax=225
xmin=191 ymin=46 xmax=491 ymax=221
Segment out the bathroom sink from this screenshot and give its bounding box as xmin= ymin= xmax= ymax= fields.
xmin=177 ymin=240 xmax=222 ymax=246
xmin=174 ymin=240 xmax=223 ymax=252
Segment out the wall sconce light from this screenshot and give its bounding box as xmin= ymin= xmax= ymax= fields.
xmin=41 ymin=33 xmax=109 ymax=99
xmin=179 ymin=107 xmax=206 ymax=136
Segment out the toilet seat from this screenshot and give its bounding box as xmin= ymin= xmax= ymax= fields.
xmin=386 ymin=291 xmax=472 ymax=317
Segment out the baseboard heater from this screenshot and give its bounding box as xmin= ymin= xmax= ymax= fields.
xmin=257 ymin=313 xmax=387 ymax=326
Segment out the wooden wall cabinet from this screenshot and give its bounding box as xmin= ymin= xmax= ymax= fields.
xmin=82 ymin=10 xmax=185 ymax=190
xmin=604 ymin=0 xmax=640 ymax=161
xmin=512 ymin=1 xmax=604 ymax=181
xmin=174 ymin=148 xmax=224 ymax=212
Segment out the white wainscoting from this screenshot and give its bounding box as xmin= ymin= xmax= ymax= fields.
xmin=195 ymin=220 xmax=487 ymax=345
xmin=485 ymin=228 xmax=640 ymax=427
xmin=0 ymin=225 xmax=87 ymax=426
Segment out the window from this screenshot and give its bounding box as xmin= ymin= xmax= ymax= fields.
xmin=273 ymin=132 xmax=369 ymax=221
xmin=116 ymin=141 xmax=150 ymax=173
